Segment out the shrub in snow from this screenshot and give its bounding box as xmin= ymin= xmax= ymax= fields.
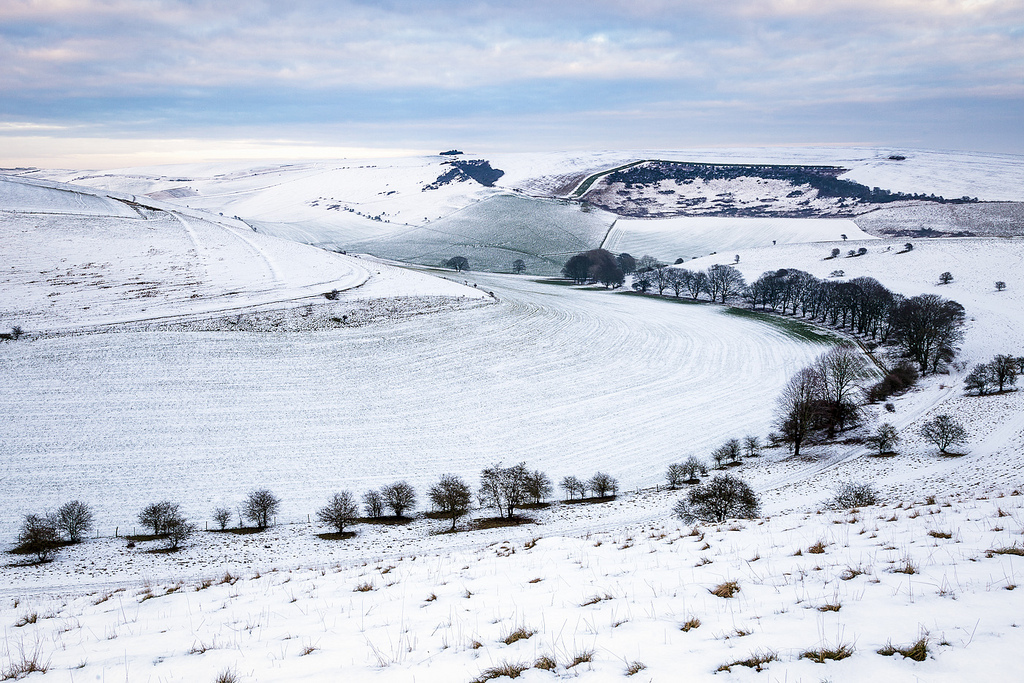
xmin=243 ymin=489 xmax=280 ymax=529
xmin=995 ymin=281 xmax=1006 ymax=291
xmin=428 ymin=474 xmax=472 ymax=531
xmin=828 ymin=482 xmax=879 ymax=509
xmin=381 ymin=481 xmax=416 ymax=518
xmin=164 ymin=516 xmax=196 ymax=550
xmin=17 ymin=513 xmax=60 ymax=562
xmin=213 ymin=507 xmax=232 ymax=530
xmin=938 ymin=271 xmax=953 ymax=285
xmin=674 ymin=474 xmax=760 ymax=523
xmin=317 ymin=491 xmax=359 ymax=533
xmin=55 ymin=500 xmax=93 ymax=542
xmin=138 ymin=501 xmax=181 ymax=536
xmin=588 ymin=471 xmax=618 ymax=497
xmin=919 ymin=414 xmax=968 ymax=454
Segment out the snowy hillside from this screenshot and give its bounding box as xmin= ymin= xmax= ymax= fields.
xmin=0 ymin=174 xmax=487 ymax=333
xmin=21 ymin=147 xmax=1024 ymax=276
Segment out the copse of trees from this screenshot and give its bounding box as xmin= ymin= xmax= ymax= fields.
xmin=562 ymin=248 xmax=624 ymax=287
xmin=965 ymin=354 xmax=1020 ymax=395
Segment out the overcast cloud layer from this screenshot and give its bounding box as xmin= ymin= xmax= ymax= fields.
xmin=1 ymin=0 xmax=1022 ymax=167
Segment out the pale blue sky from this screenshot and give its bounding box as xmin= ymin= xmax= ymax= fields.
xmin=2 ymin=0 xmax=1022 ymax=167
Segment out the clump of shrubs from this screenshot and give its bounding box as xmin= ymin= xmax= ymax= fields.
xmin=827 ymin=482 xmax=879 ymax=509
xmin=868 ymin=362 xmax=919 ymax=402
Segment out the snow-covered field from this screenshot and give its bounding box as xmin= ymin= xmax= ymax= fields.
xmin=603 ymin=216 xmax=874 ymax=264
xmin=4 ymin=149 xmax=1024 ymax=681
xmin=5 ymin=494 xmax=1024 ymax=682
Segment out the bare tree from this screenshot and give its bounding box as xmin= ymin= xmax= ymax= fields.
xmin=991 ymin=354 xmax=1019 ymax=392
xmin=919 ymin=414 xmax=968 ymax=454
xmin=317 ymin=491 xmax=359 ymax=533
xmin=705 ymin=264 xmax=746 ymax=303
xmin=18 ymin=513 xmax=60 ymax=562
xmin=866 ymin=423 xmax=900 ymax=455
xmin=164 ymin=515 xmax=196 ymax=550
xmin=55 ymin=500 xmax=93 ymax=542
xmin=138 ymin=501 xmax=180 ymax=536
xmin=524 ymin=470 xmax=553 ymax=504
xmin=243 ymin=489 xmax=280 ymax=529
xmin=588 ymin=472 xmax=618 ymax=498
xmin=776 ymin=367 xmax=820 ymax=457
xmin=381 ymin=481 xmax=417 ymax=518
xmin=428 ymin=474 xmax=473 ymax=531
xmin=680 ymin=456 xmax=708 ymax=483
xmin=815 ymin=347 xmax=869 ymax=438
xmin=743 ymin=435 xmax=761 ymax=458
xmin=666 ymin=463 xmax=687 ymax=489
xmin=479 ymin=463 xmax=530 ymax=518
xmin=938 ymin=271 xmax=953 ymax=285
xmin=362 ymin=490 xmax=385 ymax=518
xmin=213 ymin=507 xmax=233 ymax=530
xmin=560 ymin=475 xmax=585 ymax=500
xmin=964 ymin=363 xmax=997 ymax=395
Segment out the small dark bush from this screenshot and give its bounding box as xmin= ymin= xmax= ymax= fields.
xmin=828 ymin=482 xmax=879 ymax=509
xmin=674 ymin=474 xmax=759 ymax=523
xmin=324 ymin=289 xmax=339 ymax=300
xmin=17 ymin=514 xmax=60 ymax=562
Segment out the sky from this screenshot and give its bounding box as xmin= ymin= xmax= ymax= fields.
xmin=1 ymin=0 xmax=1022 ymax=168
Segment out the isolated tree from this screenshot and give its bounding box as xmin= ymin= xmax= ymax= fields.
xmin=243 ymin=489 xmax=280 ymax=529
xmin=381 ymin=481 xmax=417 ymax=518
xmin=317 ymin=491 xmax=359 ymax=533
xmin=428 ymin=474 xmax=473 ymax=531
xmin=990 ymin=354 xmax=1019 ymax=392
xmin=560 ymin=475 xmax=585 ymax=500
xmin=964 ymin=363 xmax=997 ymax=395
xmin=213 ymin=506 xmax=233 ymax=530
xmin=673 ymin=474 xmax=760 ymax=523
xmin=164 ymin=514 xmax=196 ymax=550
xmin=10 ymin=325 xmax=24 ymax=340
xmin=919 ymin=414 xmax=968 ymax=454
xmin=903 ymin=243 xmax=913 ymax=252
xmin=830 ymin=248 xmax=841 ymax=258
xmin=666 ymin=463 xmax=687 ymax=489
xmin=511 ymin=259 xmax=526 ymax=274
xmin=18 ymin=513 xmax=60 ymax=562
xmin=680 ymin=456 xmax=708 ymax=483
xmin=776 ymin=367 xmax=820 ymax=457
xmin=588 ymin=472 xmax=618 ymax=498
xmin=866 ymin=423 xmax=900 ymax=455
xmin=55 ymin=500 xmax=93 ymax=542
xmin=523 ymin=470 xmax=553 ymax=504
xmin=138 ymin=501 xmax=180 ymax=536
xmin=938 ymin=271 xmax=953 ymax=285
xmin=995 ymin=281 xmax=1006 ymax=291
xmin=743 ymin=435 xmax=761 ymax=458
xmin=362 ymin=490 xmax=385 ymax=519
xmin=445 ymin=256 xmax=469 ymax=272
xmin=479 ymin=462 xmax=530 ymax=518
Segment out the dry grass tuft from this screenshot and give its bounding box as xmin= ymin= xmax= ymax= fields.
xmin=991 ymin=544 xmax=1024 ymax=556
xmin=533 ymin=655 xmax=557 ymax=671
xmin=893 ymin=558 xmax=918 ymax=574
xmin=710 ymin=580 xmax=740 ymax=598
xmin=626 ymin=661 xmax=647 ymax=675
xmin=841 ymin=565 xmax=866 ymax=580
xmin=13 ymin=612 xmax=39 ymax=628
xmin=300 ymin=645 xmax=317 ymax=656
xmin=213 ymin=668 xmax=238 ymax=683
xmin=680 ymin=616 xmax=702 ymax=632
xmin=817 ymin=602 xmax=842 ymax=612
xmin=354 ymin=581 xmax=375 ymax=592
xmin=801 ymin=643 xmax=855 ymax=663
xmin=581 ymin=593 xmax=613 ymax=606
xmin=472 ymin=661 xmax=530 ymax=682
xmin=878 ymin=637 xmax=928 ymax=661
xmin=717 ymin=650 xmax=779 ymax=672
xmin=502 ymin=627 xmax=535 ymax=645
xmin=808 ymin=540 xmax=827 ymax=554
xmin=928 ymin=530 xmax=953 ymax=539
xmin=567 ymin=650 xmax=594 ymax=668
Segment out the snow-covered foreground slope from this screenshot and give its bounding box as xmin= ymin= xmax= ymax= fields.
xmin=5 ymin=494 xmax=1024 ymax=682
xmin=0 ymin=273 xmax=826 ymax=542
xmin=0 ymin=175 xmax=486 ymax=332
